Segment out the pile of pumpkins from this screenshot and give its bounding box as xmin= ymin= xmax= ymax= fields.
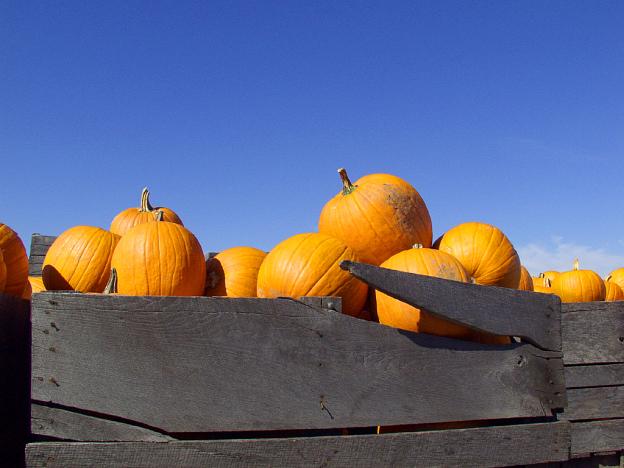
xmin=4 ymin=169 xmax=624 ymax=344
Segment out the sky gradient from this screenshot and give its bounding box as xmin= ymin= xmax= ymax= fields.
xmin=2 ymin=1 xmax=623 ymax=276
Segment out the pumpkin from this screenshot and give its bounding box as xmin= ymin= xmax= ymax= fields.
xmin=375 ymin=245 xmax=472 ymax=338
xmin=0 ymin=250 xmax=7 ymax=293
xmin=0 ymin=224 xmax=29 ymax=297
xmin=604 ymin=278 xmax=624 ymax=301
xmin=606 ymin=268 xmax=624 ymax=292
xmin=533 ymin=277 xmax=554 ymax=294
xmin=110 ymin=187 xmax=183 ymax=236
xmin=42 ymin=226 xmax=120 ymax=292
xmin=205 ymin=246 xmax=267 ymax=297
xmin=111 ymin=217 xmax=205 ymax=296
xmin=256 ymin=232 xmax=368 ymax=316
xmin=517 ymin=266 xmax=534 ymax=291
xmin=21 ymin=280 xmax=32 ymax=300
xmin=318 ymin=168 xmax=432 ymax=265
xmin=29 ymin=276 xmax=46 ymax=294
xmin=551 ymin=259 xmax=605 ymax=303
xmin=437 ymin=222 xmax=521 ymax=288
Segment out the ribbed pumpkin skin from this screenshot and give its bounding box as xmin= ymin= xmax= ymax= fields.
xmin=110 ymin=189 xmax=183 ymax=237
xmin=21 ymin=280 xmax=32 ymax=300
xmin=552 ymin=269 xmax=605 ymax=303
xmin=205 ymin=247 xmax=267 ymax=297
xmin=111 ymin=222 xmax=205 ymax=296
xmin=605 ymin=281 xmax=624 ymax=301
xmin=318 ymin=172 xmax=432 ymax=265
xmin=375 ymin=247 xmax=472 ymax=338
xmin=43 ymin=226 xmax=120 ymax=292
xmin=29 ymin=276 xmax=46 ymax=293
xmin=257 ymin=233 xmax=368 ymax=316
xmin=438 ymin=222 xmax=521 ymax=288
xmin=607 ymin=268 xmax=624 ymax=292
xmin=0 ymin=224 xmax=29 ymax=297
xmin=518 ymin=266 xmax=534 ymax=291
xmin=0 ymin=250 xmax=7 ymax=293
xmin=533 ymin=279 xmax=555 ymax=295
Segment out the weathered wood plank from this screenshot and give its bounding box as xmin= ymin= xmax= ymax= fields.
xmin=28 ymin=234 xmax=56 ymax=275
xmin=31 ymin=404 xmax=174 ymax=442
xmin=31 ymin=292 xmax=565 ymax=435
xmin=565 ymin=364 xmax=624 ymax=388
xmin=561 ymin=387 xmax=624 ymax=420
xmin=25 ymin=421 xmax=570 ymax=468
xmin=562 ymin=302 xmax=624 ymax=365
xmin=341 ymin=261 xmax=561 ymax=351
xmin=571 ymin=419 xmax=624 ymax=456
xmin=29 ymin=243 xmax=54 ymax=256
xmin=28 ymin=254 xmax=47 ymax=275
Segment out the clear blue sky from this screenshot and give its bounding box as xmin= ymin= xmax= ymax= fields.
xmin=2 ymin=1 xmax=623 ymax=275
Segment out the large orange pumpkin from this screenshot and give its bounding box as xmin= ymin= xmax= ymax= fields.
xmin=318 ymin=169 xmax=432 ymax=265
xmin=437 ymin=222 xmax=521 ymax=288
xmin=0 ymin=224 xmax=29 ymax=297
xmin=110 ymin=187 xmax=183 ymax=236
xmin=0 ymin=250 xmax=7 ymax=293
xmin=606 ymin=268 xmax=624 ymax=292
xmin=111 ymin=220 xmax=205 ymax=296
xmin=517 ymin=266 xmax=534 ymax=291
xmin=604 ymin=278 xmax=624 ymax=302
xmin=43 ymin=226 xmax=120 ymax=292
xmin=551 ymin=259 xmax=605 ymax=303
xmin=205 ymin=246 xmax=267 ymax=297
xmin=257 ymin=232 xmax=368 ymax=316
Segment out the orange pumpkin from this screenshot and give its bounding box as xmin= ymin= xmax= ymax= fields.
xmin=606 ymin=268 xmax=624 ymax=292
xmin=29 ymin=276 xmax=46 ymax=293
xmin=517 ymin=266 xmax=534 ymax=291
xmin=604 ymin=278 xmax=624 ymax=301
xmin=21 ymin=280 xmax=32 ymax=300
xmin=551 ymin=259 xmax=605 ymax=303
xmin=318 ymin=169 xmax=432 ymax=265
xmin=533 ymin=277 xmax=554 ymax=294
xmin=257 ymin=232 xmax=368 ymax=316
xmin=0 ymin=224 xmax=29 ymax=297
xmin=111 ymin=220 xmax=205 ymax=296
xmin=205 ymin=246 xmax=267 ymax=297
xmin=0 ymin=250 xmax=7 ymax=293
xmin=375 ymin=245 xmax=472 ymax=338
xmin=110 ymin=187 xmax=183 ymax=236
xmin=437 ymin=222 xmax=521 ymax=288
xmin=43 ymin=226 xmax=120 ymax=292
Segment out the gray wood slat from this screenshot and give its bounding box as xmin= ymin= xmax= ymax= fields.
xmin=565 ymin=364 xmax=624 ymax=388
xmin=24 ymin=421 xmax=570 ymax=468
xmin=31 ymin=292 xmax=565 ymax=435
xmin=561 ymin=387 xmax=624 ymax=420
xmin=340 ymin=261 xmax=561 ymax=352
xmin=570 ymin=419 xmax=624 ymax=457
xmin=31 ymin=404 xmax=173 ymax=442
xmin=562 ymin=302 xmax=624 ymax=365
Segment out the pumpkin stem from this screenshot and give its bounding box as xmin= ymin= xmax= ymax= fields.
xmin=606 ymin=275 xmax=612 ymax=282
xmin=140 ymin=187 xmax=155 ymax=212
xmin=412 ymin=243 xmax=423 ymax=249
xmin=103 ymin=268 xmax=118 ymax=294
xmin=154 ymin=210 xmax=164 ymax=222
xmin=337 ymin=168 xmax=356 ymax=195
xmin=538 ymin=273 xmax=545 ymax=278
xmin=573 ymin=258 xmax=579 ymax=271
xmin=545 ymin=278 xmax=551 ymax=288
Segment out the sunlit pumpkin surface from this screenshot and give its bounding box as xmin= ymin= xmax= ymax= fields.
xmin=0 ymin=223 xmax=29 ymax=297
xmin=551 ymin=261 xmax=605 ymax=303
xmin=607 ymin=267 xmax=624 ymax=293
xmin=517 ymin=266 xmax=534 ymax=291
xmin=604 ymin=280 xmax=623 ymax=301
xmin=205 ymin=246 xmax=267 ymax=297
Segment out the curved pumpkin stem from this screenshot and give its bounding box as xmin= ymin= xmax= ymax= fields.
xmin=573 ymin=258 xmax=579 ymax=271
xmin=545 ymin=278 xmax=552 ymax=288
xmin=538 ymin=273 xmax=545 ymax=278
xmin=337 ymin=168 xmax=356 ymax=196
xmin=103 ymin=268 xmax=118 ymax=294
xmin=139 ymin=187 xmax=155 ymax=212
xmin=154 ymin=210 xmax=164 ymax=222
xmin=412 ymin=243 xmax=424 ymax=249
xmin=606 ymin=275 xmax=613 ymax=282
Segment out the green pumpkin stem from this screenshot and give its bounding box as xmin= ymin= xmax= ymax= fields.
xmin=139 ymin=187 xmax=156 ymax=212
xmin=154 ymin=210 xmax=164 ymax=222
xmin=338 ymin=168 xmax=356 ymax=196
xmin=103 ymin=268 xmax=118 ymax=294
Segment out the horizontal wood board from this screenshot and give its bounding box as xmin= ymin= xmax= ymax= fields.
xmin=31 ymin=292 xmax=565 ymax=434
xmin=341 ymin=261 xmax=561 ymax=351
xmin=562 ymin=302 xmax=624 ymax=365
xmin=565 ymin=364 xmax=624 ymax=388
xmin=561 ymin=387 xmax=624 ymax=421
xmin=28 ymin=234 xmax=56 ymax=275
xmin=25 ymin=421 xmax=570 ymax=468
xmin=570 ymin=419 xmax=624 ymax=457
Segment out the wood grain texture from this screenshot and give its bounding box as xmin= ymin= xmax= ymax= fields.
xmin=561 ymin=387 xmax=624 ymax=420
xmin=25 ymin=421 xmax=570 ymax=468
xmin=571 ymin=419 xmax=624 ymax=457
xmin=562 ymin=302 xmax=624 ymax=365
xmin=28 ymin=234 xmax=56 ymax=275
xmin=31 ymin=292 xmax=565 ymax=435
xmin=340 ymin=261 xmax=561 ymax=351
xmin=32 ymin=404 xmax=174 ymax=442
xmin=565 ymin=364 xmax=624 ymax=388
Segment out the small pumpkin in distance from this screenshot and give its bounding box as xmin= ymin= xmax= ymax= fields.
xmin=257 ymin=232 xmax=368 ymax=317
xmin=533 ymin=277 xmax=554 ymax=294
xmin=0 ymin=223 xmax=29 ymax=297
xmin=437 ymin=222 xmax=521 ymax=288
xmin=517 ymin=266 xmax=534 ymax=291
xmin=111 ymin=214 xmax=205 ymax=296
xmin=43 ymin=226 xmax=120 ymax=293
xmin=606 ymin=268 xmax=624 ymax=292
xmin=319 ymin=168 xmax=432 ymax=265
xmin=604 ymin=277 xmax=624 ymax=302
xmin=205 ymin=246 xmax=267 ymax=297
xmin=110 ymin=187 xmax=183 ymax=236
xmin=551 ymin=259 xmax=605 ymax=303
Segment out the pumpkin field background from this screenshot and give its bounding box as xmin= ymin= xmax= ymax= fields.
xmin=2 ymin=1 xmax=624 ymax=278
